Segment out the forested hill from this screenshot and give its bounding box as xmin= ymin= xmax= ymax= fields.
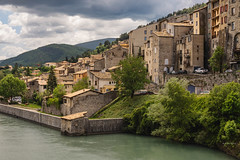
xmin=0 ymin=44 xmax=89 ymax=66
xmin=75 ymin=38 xmax=116 ymax=50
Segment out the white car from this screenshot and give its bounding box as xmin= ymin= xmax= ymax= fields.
xmin=195 ymin=68 xmax=208 ymax=74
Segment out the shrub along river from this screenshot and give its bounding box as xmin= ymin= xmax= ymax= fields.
xmin=0 ymin=113 xmax=236 ymax=160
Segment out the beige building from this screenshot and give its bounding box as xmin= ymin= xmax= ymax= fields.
xmin=88 ymin=71 xmax=115 ymax=93
xmin=129 ymin=22 xmax=160 ymax=56
xmin=73 ymin=70 xmax=87 ymax=82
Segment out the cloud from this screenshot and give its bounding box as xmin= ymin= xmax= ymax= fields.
xmin=0 ymin=0 xmax=209 ymax=20
xmin=0 ymin=9 xmax=146 ymax=60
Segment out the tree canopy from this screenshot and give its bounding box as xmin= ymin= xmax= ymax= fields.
xmin=112 ymin=56 xmax=149 ymax=98
xmin=209 ymin=46 xmax=224 ymax=73
xmin=0 ymin=74 xmax=26 ymax=102
xmin=72 ymin=77 xmax=89 ymax=92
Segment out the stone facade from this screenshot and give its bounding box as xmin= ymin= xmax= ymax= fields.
xmin=129 ymin=22 xmax=159 ymax=56
xmin=104 ymin=45 xmax=128 ymax=70
xmin=165 ymin=72 xmax=240 ymax=93
xmin=176 ymin=34 xmax=204 ymax=72
xmin=0 ymin=104 xmax=61 ymax=130
xmin=61 ymin=112 xmax=123 ymax=136
xmin=42 ymin=90 xmax=117 ymax=117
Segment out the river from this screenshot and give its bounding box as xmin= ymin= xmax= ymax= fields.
xmin=0 ymin=113 xmax=236 ymax=160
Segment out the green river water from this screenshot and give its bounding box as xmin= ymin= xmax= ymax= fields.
xmin=0 ymin=113 xmax=237 ymax=160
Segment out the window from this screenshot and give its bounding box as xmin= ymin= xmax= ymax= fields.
xmin=224 ymin=16 xmax=227 ymax=24
xmin=180 ymin=57 xmax=183 ymax=65
xmin=165 ymin=59 xmax=169 ymax=65
xmin=196 ymin=13 xmax=198 ymax=18
xmin=144 ymin=30 xmax=147 ymax=34
xmin=63 ymin=99 xmax=67 ymax=103
xmin=109 ymin=81 xmax=111 ymax=84
xmin=169 ymin=29 xmax=171 ymax=33
xmin=197 ymin=57 xmax=199 ymax=60
xmin=232 ymin=7 xmax=235 ymax=15
xmin=150 ymin=30 xmax=153 ymax=34
xmin=89 ymin=81 xmax=91 ymax=85
xmin=155 ymin=25 xmax=158 ymax=30
xmin=43 ymin=85 xmax=47 ymax=89
xmin=144 ymin=37 xmax=147 ymax=41
xmin=220 ymin=6 xmax=223 ymax=13
xmin=225 ymin=5 xmax=228 ymax=12
xmin=196 ymin=21 xmax=198 ymax=26
xmin=221 ymin=17 xmax=223 ymax=24
xmin=232 ymin=22 xmax=235 ymax=30
xmin=232 ymin=0 xmax=236 ymax=3
xmin=95 ymin=81 xmax=97 ymax=85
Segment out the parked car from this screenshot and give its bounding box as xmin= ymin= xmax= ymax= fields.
xmin=170 ymin=70 xmax=178 ymax=74
xmin=178 ymin=70 xmax=187 ymax=74
xmin=194 ymin=68 xmax=208 ymax=74
xmin=225 ymin=69 xmax=233 ymax=73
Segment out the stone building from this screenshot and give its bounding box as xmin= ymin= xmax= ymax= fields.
xmin=176 ymin=34 xmax=204 ymax=72
xmin=104 ymin=45 xmax=128 ymax=70
xmin=129 ymin=22 xmax=160 ymax=56
xmin=88 ymin=71 xmax=115 ymax=93
xmin=73 ymin=70 xmax=87 ymax=82
xmin=227 ymin=0 xmax=240 ymax=70
xmin=144 ymin=31 xmax=174 ymax=84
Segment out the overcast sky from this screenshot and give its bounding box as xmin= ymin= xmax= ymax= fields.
xmin=0 ymin=0 xmax=208 ymax=60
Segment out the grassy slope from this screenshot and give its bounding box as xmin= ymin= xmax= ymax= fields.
xmin=0 ymin=44 xmax=89 ymax=66
xmin=93 ymin=94 xmax=158 ymax=118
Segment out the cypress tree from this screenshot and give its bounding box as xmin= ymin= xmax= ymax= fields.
xmin=47 ymin=66 xmax=57 ymax=93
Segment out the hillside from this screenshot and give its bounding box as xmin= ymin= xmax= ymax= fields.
xmin=76 ymin=38 xmax=116 ymax=50
xmin=92 ymin=95 xmax=158 ymax=118
xmin=0 ymin=44 xmax=89 ymax=66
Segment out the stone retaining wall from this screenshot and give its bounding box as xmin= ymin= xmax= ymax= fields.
xmin=61 ymin=113 xmax=123 ymax=136
xmin=88 ymin=118 xmax=123 ymax=135
xmin=0 ymin=104 xmax=61 ymax=130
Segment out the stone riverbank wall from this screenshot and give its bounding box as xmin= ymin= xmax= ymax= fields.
xmin=0 ymin=104 xmax=124 ymax=136
xmin=0 ymin=104 xmax=61 ymax=130
xmin=61 ymin=112 xmax=123 ymax=136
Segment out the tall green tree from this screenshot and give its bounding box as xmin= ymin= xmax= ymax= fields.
xmin=0 ymin=74 xmax=26 ymax=103
xmin=112 ymin=56 xmax=149 ymax=98
xmin=209 ymin=46 xmax=224 ymax=73
xmin=12 ymin=63 xmax=20 ymax=77
xmin=72 ymin=77 xmax=89 ymax=92
xmin=148 ymin=78 xmax=195 ymax=142
xmin=47 ymin=66 xmax=57 ymax=93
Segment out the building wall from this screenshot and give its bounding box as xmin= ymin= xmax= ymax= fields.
xmin=129 ymin=23 xmax=159 ymax=56
xmin=151 ymin=35 xmax=174 ymax=84
xmin=94 ymin=59 xmax=105 ymax=71
xmin=43 ymin=91 xmax=117 ymax=117
xmin=61 ymin=117 xmax=123 ymax=136
xmin=104 ymin=45 xmax=128 ymax=70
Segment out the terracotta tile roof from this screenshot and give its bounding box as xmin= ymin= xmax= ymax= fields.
xmin=62 ymin=112 xmax=87 ymax=120
xmin=90 ymin=71 xmax=112 ymax=79
xmin=153 ymin=31 xmax=173 ymax=37
xmin=73 ymin=70 xmax=87 ymax=75
xmin=168 ymin=23 xmax=193 ymax=27
xmin=63 ymin=89 xmax=91 ymax=98
xmin=107 ymin=65 xmax=121 ymax=71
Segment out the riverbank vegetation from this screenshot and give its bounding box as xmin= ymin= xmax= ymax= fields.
xmin=96 ymin=78 xmax=240 ymax=159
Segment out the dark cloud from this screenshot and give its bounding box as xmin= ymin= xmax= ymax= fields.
xmin=0 ymin=0 xmax=208 ymax=20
